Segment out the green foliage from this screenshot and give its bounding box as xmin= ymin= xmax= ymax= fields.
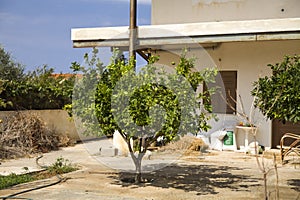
xmin=1 ymin=67 xmax=74 ymax=110
xmin=128 ymin=83 xmax=180 ymax=142
xmin=0 ymin=46 xmax=25 ymax=81
xmin=0 ymin=173 xmax=34 ymax=190
xmin=68 ymin=48 xmax=105 ymax=136
xmin=252 ymin=55 xmax=300 ymax=123
xmin=0 ymin=80 xmax=12 ymax=108
xmin=70 ymin=48 xmax=217 ymax=183
xmin=0 ymin=157 xmax=78 ymax=190
xmin=0 ymin=46 xmax=24 ymax=108
xmin=71 ymin=48 xmax=217 ymax=141
xmin=0 ymin=45 xmax=75 ymax=110
xmin=47 ymin=157 xmax=78 ymax=175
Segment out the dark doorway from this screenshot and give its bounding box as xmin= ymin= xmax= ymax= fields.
xmin=204 ymin=71 xmax=237 ymax=114
xmin=272 ymin=119 xmax=300 ymax=148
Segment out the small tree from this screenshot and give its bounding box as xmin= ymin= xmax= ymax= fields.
xmin=0 ymin=80 xmax=12 ymax=108
xmin=250 ymin=55 xmax=300 ymax=200
xmin=0 ymin=46 xmax=25 ymax=81
xmin=0 ymin=45 xmax=25 ymax=108
xmin=252 ymin=55 xmax=300 ymax=123
xmin=70 ymin=48 xmax=217 ymax=183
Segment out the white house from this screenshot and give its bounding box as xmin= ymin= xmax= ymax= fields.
xmin=71 ymin=0 xmax=300 ymax=149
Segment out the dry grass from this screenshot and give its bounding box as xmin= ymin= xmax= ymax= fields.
xmin=159 ymin=135 xmax=208 ymax=153
xmin=0 ymin=112 xmax=73 ymax=159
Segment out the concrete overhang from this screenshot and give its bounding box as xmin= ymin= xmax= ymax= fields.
xmin=71 ymin=18 xmax=300 ymax=48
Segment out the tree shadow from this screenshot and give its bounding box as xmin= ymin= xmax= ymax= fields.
xmin=109 ymin=164 xmax=261 ymax=195
xmin=287 ymin=179 xmax=300 ymax=192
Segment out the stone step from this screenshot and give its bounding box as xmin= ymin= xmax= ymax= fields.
xmin=98 ymin=147 xmax=118 ymax=157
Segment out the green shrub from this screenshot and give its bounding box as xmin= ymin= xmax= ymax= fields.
xmin=47 ymin=157 xmax=78 ymax=175
xmin=0 ymin=173 xmax=34 ymax=190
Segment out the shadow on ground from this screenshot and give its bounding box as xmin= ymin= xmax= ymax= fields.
xmin=287 ymin=179 xmax=300 ymax=192
xmin=109 ymin=164 xmax=261 ymax=195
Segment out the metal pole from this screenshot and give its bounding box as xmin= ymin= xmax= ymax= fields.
xmin=129 ymin=0 xmax=137 ymax=67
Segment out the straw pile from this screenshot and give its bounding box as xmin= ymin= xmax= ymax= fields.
xmin=0 ymin=112 xmax=72 ymax=159
xmin=159 ymin=135 xmax=208 ymax=152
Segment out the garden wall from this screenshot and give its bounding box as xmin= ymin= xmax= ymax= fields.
xmin=0 ymin=110 xmax=95 ymax=142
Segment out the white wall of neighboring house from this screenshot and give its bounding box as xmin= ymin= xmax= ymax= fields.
xmin=150 ymin=0 xmax=300 ymax=148
xmin=152 ymin=0 xmax=300 ymax=24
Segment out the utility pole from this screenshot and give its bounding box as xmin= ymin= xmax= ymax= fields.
xmin=129 ymin=0 xmax=137 ymax=68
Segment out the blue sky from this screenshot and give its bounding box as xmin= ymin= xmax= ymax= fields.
xmin=0 ymin=0 xmax=151 ymax=73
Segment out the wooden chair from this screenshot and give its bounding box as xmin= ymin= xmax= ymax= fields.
xmin=280 ymin=133 xmax=300 ymax=164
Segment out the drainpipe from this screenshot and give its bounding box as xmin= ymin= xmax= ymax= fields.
xmin=129 ymin=0 xmax=137 ymax=70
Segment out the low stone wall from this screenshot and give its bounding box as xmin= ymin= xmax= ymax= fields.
xmin=0 ymin=110 xmax=93 ymax=142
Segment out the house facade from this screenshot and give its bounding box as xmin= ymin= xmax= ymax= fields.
xmin=71 ymin=0 xmax=300 ymax=149
xmin=151 ymin=0 xmax=300 ymax=148
xmin=152 ymin=0 xmax=300 ymax=24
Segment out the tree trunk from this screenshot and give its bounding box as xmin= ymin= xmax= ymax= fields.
xmin=128 ymin=144 xmax=145 ymax=183
xmin=127 ymin=136 xmax=147 ymax=184
xmin=273 ymin=154 xmax=279 ymax=200
xmin=134 ymin=157 xmax=142 ymax=183
xmin=129 ymin=151 xmax=143 ymax=183
xmin=264 ymin=173 xmax=268 ymax=200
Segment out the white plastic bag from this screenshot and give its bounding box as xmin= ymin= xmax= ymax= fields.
xmin=210 ymin=130 xmax=227 ymax=151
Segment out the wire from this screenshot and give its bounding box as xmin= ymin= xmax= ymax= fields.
xmin=0 ymin=198 xmax=32 ymax=200
xmin=0 ymin=174 xmax=67 ymax=200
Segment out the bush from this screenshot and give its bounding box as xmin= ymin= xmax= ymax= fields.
xmin=0 ymin=157 xmax=78 ymax=190
xmin=47 ymin=157 xmax=78 ymax=175
xmin=0 ymin=45 xmax=75 ymax=110
xmin=1 ymin=66 xmax=75 ymax=110
xmin=252 ymin=55 xmax=300 ymax=123
xmin=0 ymin=173 xmax=34 ymax=190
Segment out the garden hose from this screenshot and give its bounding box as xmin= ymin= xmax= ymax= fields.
xmin=35 ymin=155 xmax=48 ymax=169
xmin=0 ymin=174 xmax=67 ymax=200
xmin=0 ymin=155 xmax=69 ymax=200
xmin=0 ymin=197 xmax=33 ymax=200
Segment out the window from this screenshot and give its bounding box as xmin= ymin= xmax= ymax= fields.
xmin=204 ymin=71 xmax=237 ymax=114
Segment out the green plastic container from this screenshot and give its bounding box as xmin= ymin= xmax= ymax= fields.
xmin=223 ymin=131 xmax=234 ymax=145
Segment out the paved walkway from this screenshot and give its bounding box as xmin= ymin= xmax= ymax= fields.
xmin=0 ymin=139 xmax=299 ymax=200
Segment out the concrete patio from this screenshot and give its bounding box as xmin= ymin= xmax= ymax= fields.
xmin=0 ymin=138 xmax=299 ymax=200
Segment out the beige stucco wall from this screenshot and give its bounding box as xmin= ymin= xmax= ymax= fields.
xmin=0 ymin=110 xmax=93 ymax=142
xmin=209 ymin=40 xmax=300 ymax=147
xmin=152 ymin=39 xmax=300 ymax=147
xmin=152 ymin=0 xmax=300 ymax=24
xmin=151 ymin=0 xmax=300 ymax=147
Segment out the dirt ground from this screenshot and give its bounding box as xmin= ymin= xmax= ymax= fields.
xmin=0 ymin=139 xmax=299 ymax=200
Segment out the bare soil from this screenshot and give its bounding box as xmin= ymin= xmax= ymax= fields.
xmin=0 ymin=141 xmax=299 ymax=200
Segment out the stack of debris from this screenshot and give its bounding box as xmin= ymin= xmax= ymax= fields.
xmin=159 ymin=135 xmax=209 ymax=153
xmin=0 ymin=112 xmax=73 ymax=159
